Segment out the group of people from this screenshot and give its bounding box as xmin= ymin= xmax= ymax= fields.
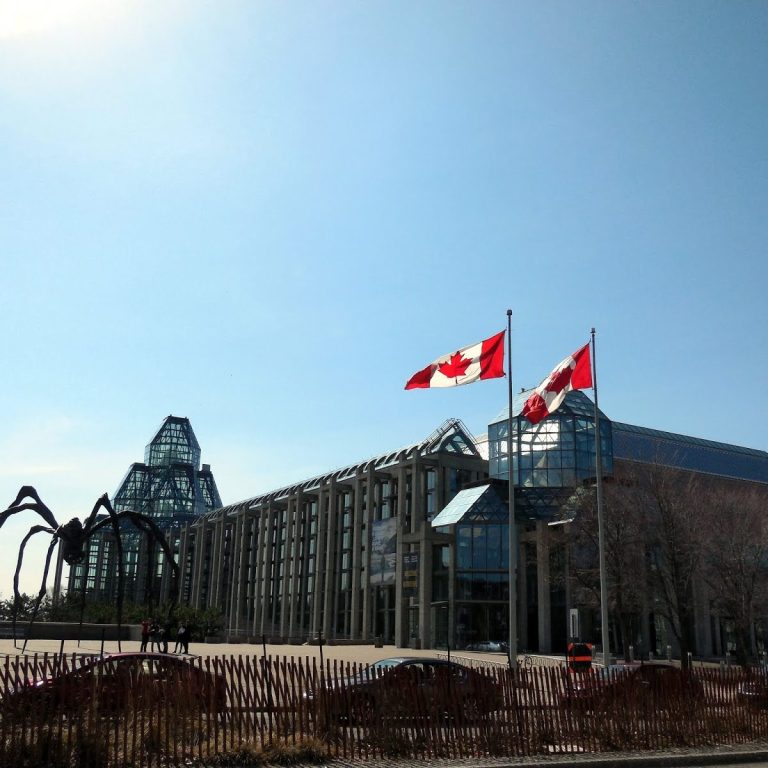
xmin=140 ymin=619 xmax=191 ymax=654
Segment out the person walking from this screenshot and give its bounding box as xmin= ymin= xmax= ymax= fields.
xmin=158 ymin=624 xmax=168 ymax=654
xmin=149 ymin=619 xmax=160 ymax=652
xmin=174 ymin=623 xmax=186 ymax=654
xmin=140 ymin=618 xmax=150 ymax=652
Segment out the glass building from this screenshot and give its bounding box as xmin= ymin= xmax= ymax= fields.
xmin=179 ymin=390 xmax=767 ymax=657
xmin=59 ymin=398 xmax=768 ymax=657
xmin=59 ymin=416 xmax=221 ymax=606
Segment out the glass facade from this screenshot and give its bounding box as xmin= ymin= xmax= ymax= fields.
xmin=612 ymin=421 xmax=768 ymax=484
xmin=443 ymin=484 xmax=511 ymax=650
xmin=488 ymin=390 xmax=612 ymax=519
xmin=68 ymin=416 xmax=221 ymax=605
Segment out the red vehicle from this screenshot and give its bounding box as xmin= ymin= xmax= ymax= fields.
xmin=562 ymin=662 xmax=702 ymax=710
xmin=1 ymin=652 xmax=227 ymax=718
xmin=306 ymin=656 xmax=502 ymax=724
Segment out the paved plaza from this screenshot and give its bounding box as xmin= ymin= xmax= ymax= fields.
xmin=0 ymin=637 xmax=511 ymax=666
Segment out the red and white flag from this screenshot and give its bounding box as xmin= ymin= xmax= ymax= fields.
xmin=521 ymin=343 xmax=592 ymax=424
xmin=405 ymin=330 xmax=505 ymax=390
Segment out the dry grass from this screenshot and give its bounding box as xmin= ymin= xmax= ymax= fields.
xmin=203 ymin=734 xmax=329 ymax=766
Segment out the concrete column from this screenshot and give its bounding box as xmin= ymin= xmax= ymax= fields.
xmin=253 ymin=509 xmax=268 ymax=637
xmin=536 ymin=521 xmax=552 ymax=653
xmin=311 ymin=486 xmax=327 ymax=639
xmin=271 ymin=506 xmax=284 ymax=632
xmin=322 ymin=480 xmax=337 ymax=640
xmin=435 ymin=465 xmax=446 ymax=521
xmin=350 ymin=476 xmax=364 ymax=638
xmin=287 ymin=491 xmax=303 ymax=640
xmin=278 ymin=500 xmax=293 ymax=640
xmin=228 ymin=513 xmax=245 ymax=635
xmin=259 ymin=507 xmax=276 ymax=637
xmin=418 ymin=534 xmax=433 ymax=650
xmin=395 ymin=465 xmax=408 ymax=647
xmin=416 ymin=459 xmax=435 ymax=649
xmin=362 ymin=468 xmax=375 ymax=640
xmin=298 ymin=496 xmax=313 ymax=638
xmin=177 ymin=526 xmax=190 ymax=604
xmin=243 ymin=514 xmax=257 ymax=632
xmin=209 ymin=518 xmax=225 ymax=610
xmin=191 ymin=520 xmax=207 ymax=609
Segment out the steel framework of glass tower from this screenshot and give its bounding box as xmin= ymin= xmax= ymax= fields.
xmin=62 ymin=416 xmax=222 ymax=606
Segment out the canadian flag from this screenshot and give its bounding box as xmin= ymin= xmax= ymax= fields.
xmin=521 ymin=343 xmax=592 ymax=424
xmin=405 ymin=330 xmax=505 ymax=390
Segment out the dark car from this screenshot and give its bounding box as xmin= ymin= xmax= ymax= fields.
xmin=307 ymin=656 xmax=501 ymax=724
xmin=1 ymin=652 xmax=227 ymax=718
xmin=465 ymin=640 xmax=509 ymax=653
xmin=737 ymin=669 xmax=768 ymax=708
xmin=562 ymin=662 xmax=702 ymax=710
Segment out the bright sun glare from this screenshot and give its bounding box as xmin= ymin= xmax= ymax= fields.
xmin=0 ymin=0 xmax=125 ymax=40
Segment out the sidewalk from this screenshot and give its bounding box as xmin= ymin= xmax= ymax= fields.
xmin=330 ymin=743 xmax=768 ymax=768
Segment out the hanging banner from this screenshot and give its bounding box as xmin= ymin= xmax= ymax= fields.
xmin=370 ymin=517 xmax=397 ymax=585
xmin=402 ymin=551 xmax=420 ymax=597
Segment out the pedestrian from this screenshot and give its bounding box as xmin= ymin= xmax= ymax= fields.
xmin=149 ymin=619 xmax=160 ymax=652
xmin=182 ymin=624 xmax=190 ymax=654
xmin=174 ymin=623 xmax=186 ymax=654
xmin=158 ymin=625 xmax=168 ymax=654
xmin=140 ymin=618 xmax=150 ymax=652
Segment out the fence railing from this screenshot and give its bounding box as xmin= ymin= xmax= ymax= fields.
xmin=1 ymin=653 xmax=767 ymax=767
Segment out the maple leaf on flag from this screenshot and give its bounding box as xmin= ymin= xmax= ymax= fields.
xmin=438 ymin=352 xmax=472 ymax=379
xmin=544 ymin=365 xmax=573 ymax=394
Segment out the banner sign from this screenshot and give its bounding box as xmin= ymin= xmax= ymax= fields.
xmin=370 ymin=517 xmax=397 ymax=585
xmin=402 ymin=551 xmax=420 ymax=597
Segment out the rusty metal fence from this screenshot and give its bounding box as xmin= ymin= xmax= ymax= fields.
xmin=1 ymin=653 xmax=767 ymax=766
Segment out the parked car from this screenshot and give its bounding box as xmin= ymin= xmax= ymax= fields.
xmin=464 ymin=640 xmax=509 ymax=653
xmin=1 ymin=652 xmax=227 ymax=718
xmin=306 ymin=656 xmax=502 ymax=724
xmin=562 ymin=662 xmax=702 ymax=710
xmin=737 ymin=669 xmax=768 ymax=708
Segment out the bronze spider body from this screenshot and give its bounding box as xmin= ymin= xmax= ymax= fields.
xmin=1 ymin=486 xmax=180 ymax=650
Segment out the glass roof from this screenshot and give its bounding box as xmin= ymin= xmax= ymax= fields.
xmin=612 ymin=422 xmax=768 ymax=484
xmin=489 ymin=389 xmax=608 ymax=425
xmin=430 ymin=485 xmax=493 ymax=527
xmin=205 ymin=418 xmax=483 ymax=520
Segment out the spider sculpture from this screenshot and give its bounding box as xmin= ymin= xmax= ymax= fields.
xmin=1 ymin=486 xmax=180 ymax=651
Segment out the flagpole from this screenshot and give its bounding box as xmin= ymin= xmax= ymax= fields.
xmin=591 ymin=327 xmax=610 ymax=666
xmin=507 ymin=309 xmax=518 ymax=669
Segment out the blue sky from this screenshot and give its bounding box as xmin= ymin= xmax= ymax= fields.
xmin=1 ymin=1 xmax=766 ymax=596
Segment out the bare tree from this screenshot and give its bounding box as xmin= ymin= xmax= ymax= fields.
xmin=702 ymin=485 xmax=768 ymax=667
xmin=634 ymin=465 xmax=708 ymax=670
xmin=565 ymin=480 xmax=646 ymax=661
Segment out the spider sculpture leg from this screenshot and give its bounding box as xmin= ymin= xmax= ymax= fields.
xmin=12 ymin=525 xmax=57 ymax=652
xmin=0 ymin=487 xmax=60 ymax=648
xmin=88 ymin=506 xmax=181 ymax=648
xmin=1 ymin=486 xmax=59 ymax=531
xmin=82 ymin=495 xmax=127 ymax=651
xmin=94 ymin=510 xmax=182 ymax=631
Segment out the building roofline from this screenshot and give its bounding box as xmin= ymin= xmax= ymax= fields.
xmin=201 ymin=418 xmax=483 ymax=519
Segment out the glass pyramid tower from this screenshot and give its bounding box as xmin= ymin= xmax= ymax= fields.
xmin=66 ymin=416 xmax=222 ymax=607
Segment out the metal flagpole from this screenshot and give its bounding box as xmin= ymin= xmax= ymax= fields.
xmin=507 ymin=309 xmax=518 ymax=669
xmin=591 ymin=327 xmax=610 ymax=666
